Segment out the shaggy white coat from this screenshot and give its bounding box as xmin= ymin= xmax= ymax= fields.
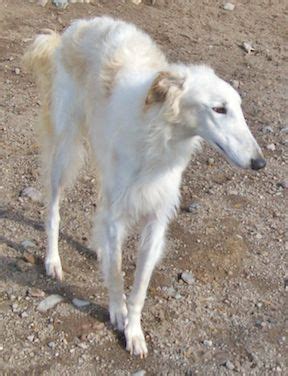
xmin=24 ymin=16 xmax=265 ymax=357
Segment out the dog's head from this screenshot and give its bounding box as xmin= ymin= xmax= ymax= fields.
xmin=145 ymin=65 xmax=266 ymax=171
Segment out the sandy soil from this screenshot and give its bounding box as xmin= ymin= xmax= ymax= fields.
xmin=1 ymin=0 xmax=287 ymax=375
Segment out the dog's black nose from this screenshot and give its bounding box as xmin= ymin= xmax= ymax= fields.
xmin=250 ymin=158 xmax=266 ymax=170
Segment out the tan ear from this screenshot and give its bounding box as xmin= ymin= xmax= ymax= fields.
xmin=145 ymin=71 xmax=184 ymax=107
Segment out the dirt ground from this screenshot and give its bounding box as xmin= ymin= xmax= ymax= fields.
xmin=1 ymin=0 xmax=288 ymax=375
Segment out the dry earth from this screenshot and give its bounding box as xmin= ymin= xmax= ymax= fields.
xmin=1 ymin=0 xmax=288 ymax=375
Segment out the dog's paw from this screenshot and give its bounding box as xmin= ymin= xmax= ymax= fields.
xmin=45 ymin=257 xmax=63 ymax=281
xmin=109 ymin=299 xmax=127 ymax=332
xmin=125 ymin=324 xmax=148 ymax=358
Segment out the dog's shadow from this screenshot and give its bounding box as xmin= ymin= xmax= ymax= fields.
xmin=0 ymin=206 xmax=126 ymax=349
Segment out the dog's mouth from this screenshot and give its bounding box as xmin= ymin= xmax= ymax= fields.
xmin=212 ymin=141 xmax=245 ymax=169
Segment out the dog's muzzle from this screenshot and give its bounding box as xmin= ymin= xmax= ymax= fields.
xmin=250 ymin=157 xmax=266 ymax=170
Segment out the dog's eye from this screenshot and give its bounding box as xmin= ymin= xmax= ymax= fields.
xmin=212 ymin=106 xmax=227 ymax=114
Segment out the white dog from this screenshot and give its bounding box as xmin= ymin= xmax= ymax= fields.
xmin=24 ymin=16 xmax=266 ymax=357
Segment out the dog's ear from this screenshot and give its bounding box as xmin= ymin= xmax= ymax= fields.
xmin=145 ymin=71 xmax=185 ymax=107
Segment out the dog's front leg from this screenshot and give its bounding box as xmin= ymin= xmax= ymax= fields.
xmin=125 ymin=216 xmax=167 ymax=357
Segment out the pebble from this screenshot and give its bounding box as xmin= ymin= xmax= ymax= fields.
xmin=207 ymin=157 xmax=215 ymax=166
xmin=37 ymin=294 xmax=64 ymax=312
xmin=180 ymin=271 xmax=195 ymax=285
xmin=14 ymin=67 xmax=20 ymax=75
xmin=52 ymin=0 xmax=69 ymax=8
xmin=72 ymin=298 xmax=90 ymax=308
xmin=277 ymin=180 xmax=288 ymax=189
xmin=280 ymin=127 xmax=288 ymax=134
xmin=131 ymin=371 xmax=146 ymax=376
xmin=12 ymin=302 xmax=19 ymax=311
xmin=131 ymin=0 xmax=142 ymax=4
xmin=242 ymin=41 xmax=255 ymax=54
xmin=77 ymin=342 xmax=89 ymax=349
xmin=23 ymin=252 xmax=36 ymax=265
xmin=21 ymin=240 xmax=36 ymax=249
xmin=266 ymin=143 xmax=276 ymax=151
xmin=21 ymin=311 xmax=29 ymax=318
xmin=187 ymin=202 xmax=201 ymax=213
xmin=28 ymin=288 xmax=45 ymax=298
xmin=262 ymin=126 xmax=273 ymax=134
xmin=27 ymin=335 xmax=34 ymax=342
xmin=166 ymin=287 xmax=181 ymax=299
xmin=20 ymin=187 xmax=42 ymax=203
xmin=225 ymin=360 xmax=235 ymax=370
xmin=231 ymin=80 xmax=240 ymax=89
xmin=223 ymin=3 xmax=235 ymax=11
xmin=203 ymin=339 xmax=213 ymax=347
xmin=255 ymin=233 xmax=263 ymax=240
xmin=48 ymin=341 xmax=56 ymax=349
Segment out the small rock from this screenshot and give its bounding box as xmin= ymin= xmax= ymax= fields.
xmin=14 ymin=67 xmax=20 ymax=75
xmin=21 ymin=311 xmax=29 ymax=318
xmin=180 ymin=271 xmax=195 ymax=285
xmin=207 ymin=157 xmax=215 ymax=166
xmin=203 ymin=339 xmax=213 ymax=347
xmin=20 ymin=187 xmax=42 ymax=203
xmin=225 ymin=360 xmax=235 ymax=370
xmin=223 ymin=3 xmax=235 ymax=11
xmin=23 ymin=252 xmax=36 ymax=265
xmin=242 ymin=41 xmax=255 ymax=54
xmin=166 ymin=287 xmax=178 ymax=298
xmin=37 ymin=294 xmax=64 ymax=312
xmin=231 ymin=80 xmax=240 ymax=89
xmin=267 ymin=143 xmax=276 ymax=151
xmin=255 ymin=233 xmax=263 ymax=240
xmin=277 ymin=180 xmax=288 ymax=189
xmin=52 ymin=0 xmax=69 ymax=8
xmin=37 ymin=0 xmax=49 ymax=6
xmin=28 ymin=288 xmax=45 ymax=298
xmin=280 ymin=127 xmax=288 ymax=134
xmin=131 ymin=371 xmax=146 ymax=376
xmin=48 ymin=341 xmax=56 ymax=349
xmin=175 ymin=292 xmax=182 ymax=300
xmin=262 ymin=126 xmax=273 ymax=134
xmin=72 ymin=298 xmax=90 ymax=308
xmin=21 ymin=240 xmax=36 ymax=249
xmin=27 ymin=335 xmax=35 ymax=342
xmin=131 ymin=0 xmax=142 ymax=4
xmin=77 ymin=342 xmax=89 ymax=349
xmin=187 ymin=202 xmax=201 ymax=213
xmin=12 ymin=303 xmax=19 ymax=313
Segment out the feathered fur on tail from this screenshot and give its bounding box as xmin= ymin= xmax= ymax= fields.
xmin=23 ymin=30 xmax=60 ymax=137
xmin=23 ymin=31 xmax=62 ymax=192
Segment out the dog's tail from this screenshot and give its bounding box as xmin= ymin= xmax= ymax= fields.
xmin=23 ymin=29 xmax=60 ymax=85
xmin=23 ymin=30 xmax=61 ymax=137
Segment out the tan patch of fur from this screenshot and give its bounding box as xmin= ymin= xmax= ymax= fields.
xmin=145 ymin=71 xmax=184 ymax=111
xmin=145 ymin=71 xmax=172 ymax=106
xmin=100 ymin=57 xmax=122 ymax=97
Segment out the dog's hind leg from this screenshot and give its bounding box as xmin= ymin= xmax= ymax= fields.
xmin=45 ymin=131 xmax=85 ymax=281
xmin=125 ymin=214 xmax=168 ymax=357
xmin=93 ymin=208 xmax=127 ymax=331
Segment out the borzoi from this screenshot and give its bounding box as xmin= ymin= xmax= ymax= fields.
xmin=24 ymin=16 xmax=266 ymax=357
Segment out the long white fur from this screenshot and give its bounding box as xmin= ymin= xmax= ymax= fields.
xmin=24 ymin=16 xmax=265 ymax=357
